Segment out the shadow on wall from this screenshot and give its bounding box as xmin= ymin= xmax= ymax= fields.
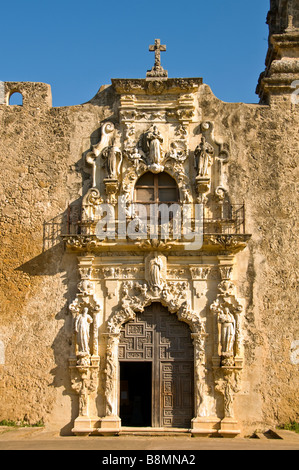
xmin=8 ymin=87 xmax=116 ymax=434
xmin=16 ymin=204 xmax=82 ymax=435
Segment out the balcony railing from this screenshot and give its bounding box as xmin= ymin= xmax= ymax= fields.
xmin=64 ymin=202 xmax=246 ymax=239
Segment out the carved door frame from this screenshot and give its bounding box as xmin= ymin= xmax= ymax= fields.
xmin=104 ymin=290 xmax=207 ymax=432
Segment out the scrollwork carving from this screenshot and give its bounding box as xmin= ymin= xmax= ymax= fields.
xmin=85 ymin=122 xmax=116 ymax=187
xmin=107 ymin=278 xmax=205 ymax=335
xmin=70 ymin=359 xmax=100 ymax=418
xmin=104 ymin=334 xmax=120 ymax=416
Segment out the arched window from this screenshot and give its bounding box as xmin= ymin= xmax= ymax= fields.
xmin=134 ymin=172 xmax=179 ymax=214
xmin=9 ymin=91 xmax=23 ymax=106
xmin=134 ymin=172 xmax=180 ymax=228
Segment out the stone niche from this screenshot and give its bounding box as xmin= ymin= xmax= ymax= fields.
xmin=63 ymin=55 xmax=251 ymax=437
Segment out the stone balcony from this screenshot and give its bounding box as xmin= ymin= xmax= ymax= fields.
xmin=61 ymin=202 xmax=251 ymax=254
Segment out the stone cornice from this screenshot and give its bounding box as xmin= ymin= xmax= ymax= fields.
xmin=112 ymin=78 xmax=203 ymax=95
xmin=62 ymin=233 xmax=251 ymax=255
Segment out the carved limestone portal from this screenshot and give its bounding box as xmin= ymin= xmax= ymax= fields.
xmin=63 ymin=41 xmax=251 ymax=437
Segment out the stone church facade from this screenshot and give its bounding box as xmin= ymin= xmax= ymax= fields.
xmin=0 ymin=1 xmax=298 ymax=437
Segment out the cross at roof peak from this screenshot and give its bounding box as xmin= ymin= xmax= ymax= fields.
xmin=146 ymin=39 xmax=168 ymax=79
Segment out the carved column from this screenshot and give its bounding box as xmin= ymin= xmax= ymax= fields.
xmin=191 ymin=332 xmax=220 ymax=437
xmin=70 ymin=358 xmax=100 ymax=436
xmin=69 ymin=256 xmax=102 ymax=435
xmin=98 ymin=333 xmax=121 ymax=434
xmin=210 ymin=278 xmax=244 ymax=437
xmin=214 ymin=365 xmax=242 ymax=437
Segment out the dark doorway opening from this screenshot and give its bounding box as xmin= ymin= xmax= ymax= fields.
xmin=120 ymin=362 xmax=152 ymax=427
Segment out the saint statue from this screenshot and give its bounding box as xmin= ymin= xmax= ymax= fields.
xmin=146 ymin=126 xmax=163 ymax=165
xmin=218 ymin=307 xmax=236 ymax=355
xmin=102 ymin=144 xmax=122 ymax=179
xmin=75 ymin=307 xmax=93 ymax=355
xmin=194 ymin=137 xmax=214 ymax=177
xmin=149 ymin=255 xmax=164 ymax=291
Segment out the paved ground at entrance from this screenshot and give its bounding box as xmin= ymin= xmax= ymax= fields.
xmin=0 ymin=427 xmax=299 ymax=450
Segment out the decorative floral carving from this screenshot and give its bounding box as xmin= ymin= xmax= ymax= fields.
xmin=190 ymin=266 xmax=211 ymax=280
xmin=82 ymin=188 xmax=104 ymax=222
xmin=136 ymin=239 xmax=175 ymax=251
xmin=214 ymin=367 xmax=242 ymax=419
xmin=104 ymin=334 xmax=120 ymax=416
xmin=107 ymin=279 xmax=205 ymax=335
xmin=192 ymin=333 xmax=209 ymax=418
xmin=210 ymin=280 xmax=244 ymax=423
xmin=70 ymin=359 xmax=100 ymax=418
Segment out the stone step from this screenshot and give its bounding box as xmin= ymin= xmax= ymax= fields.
xmin=119 ymin=427 xmax=191 ymax=437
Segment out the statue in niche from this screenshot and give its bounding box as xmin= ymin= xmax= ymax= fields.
xmin=149 ymin=254 xmax=164 ymax=292
xmin=145 ymin=125 xmax=164 ymax=165
xmin=102 ymin=144 xmax=122 ymax=179
xmin=218 ymin=306 xmax=236 ymax=355
xmin=75 ymin=307 xmax=93 ymax=356
xmin=128 ymin=147 xmax=146 ymax=170
xmin=194 ymin=136 xmax=214 ymax=177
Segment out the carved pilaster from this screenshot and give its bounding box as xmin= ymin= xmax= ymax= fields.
xmin=210 ymin=278 xmax=244 ymax=437
xmin=69 ymin=257 xmax=102 ymax=435
xmin=191 ymin=332 xmax=220 ymax=436
xmin=98 ymin=333 xmax=121 ymax=435
xmin=70 ymin=356 xmax=100 ymax=436
xmin=214 ymin=364 xmax=242 ymax=437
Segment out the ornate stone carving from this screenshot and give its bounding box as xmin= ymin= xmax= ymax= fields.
xmin=194 ymin=136 xmax=214 ymax=178
xmin=103 ymin=178 xmax=119 ymax=205
xmin=102 ymin=144 xmax=122 ymax=179
xmin=145 ymin=252 xmax=167 ymax=295
xmin=69 ymin=277 xmax=102 ymax=362
xmin=190 ymin=266 xmax=211 ymax=280
xmin=112 ymin=78 xmax=202 ymax=95
xmin=63 ymin=40 xmax=254 ymax=437
xmin=92 ymin=122 xmax=116 ymax=157
xmin=107 ymin=278 xmax=205 ymax=335
xmin=75 ymin=307 xmax=93 ymax=357
xmin=136 ymin=238 xmax=175 ymax=251
xmin=104 ymin=333 xmax=120 ymax=416
xmin=146 ymin=39 xmax=168 ymax=79
xmin=144 ymin=125 xmax=164 ymax=172
xmin=192 ymin=332 xmax=209 ymax=418
xmin=203 ymin=234 xmax=251 ymax=254
xmin=85 ymin=122 xmax=115 ymax=187
xmin=214 ymin=366 xmax=242 ymax=420
xmin=82 ymin=188 xmax=104 ymax=222
xmin=209 ymin=279 xmax=244 ymax=436
xmin=210 ymin=280 xmax=243 ymax=366
xmin=70 ymin=359 xmax=100 ymax=419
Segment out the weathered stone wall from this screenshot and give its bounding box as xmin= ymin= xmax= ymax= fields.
xmin=198 ymin=87 xmax=299 ymax=428
xmin=0 ymin=77 xmax=298 ymax=434
xmin=0 ymin=82 xmax=116 ymax=430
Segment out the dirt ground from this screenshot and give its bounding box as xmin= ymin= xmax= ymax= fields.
xmin=0 ymin=426 xmax=299 ymax=451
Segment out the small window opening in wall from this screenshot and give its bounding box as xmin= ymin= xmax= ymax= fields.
xmin=9 ymin=91 xmax=23 ymax=106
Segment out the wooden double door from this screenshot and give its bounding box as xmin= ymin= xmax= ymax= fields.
xmin=119 ymin=303 xmax=194 ymax=428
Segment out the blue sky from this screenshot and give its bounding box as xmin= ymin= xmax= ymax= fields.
xmin=1 ymin=0 xmax=269 ymax=107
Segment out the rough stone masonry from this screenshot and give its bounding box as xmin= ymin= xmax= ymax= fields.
xmin=0 ymin=0 xmax=298 ymax=437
